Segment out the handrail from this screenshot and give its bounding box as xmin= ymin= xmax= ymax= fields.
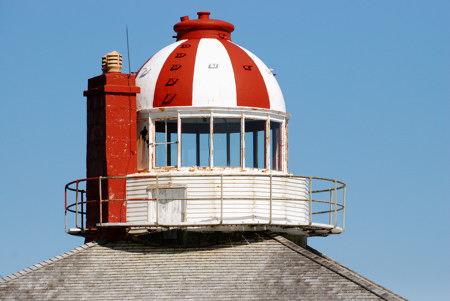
xmin=65 ymin=174 xmax=346 ymax=236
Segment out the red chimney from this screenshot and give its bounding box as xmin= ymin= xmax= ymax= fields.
xmin=83 ymin=51 xmax=140 ymax=242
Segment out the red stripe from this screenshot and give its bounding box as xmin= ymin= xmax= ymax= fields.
xmin=153 ymin=40 xmax=200 ymax=107
xmin=219 ymin=40 xmax=270 ymax=109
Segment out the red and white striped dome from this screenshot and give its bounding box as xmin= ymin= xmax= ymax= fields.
xmin=136 ymin=12 xmax=285 ymax=112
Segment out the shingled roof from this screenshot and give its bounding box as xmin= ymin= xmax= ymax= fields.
xmin=0 ymin=232 xmax=405 ymax=300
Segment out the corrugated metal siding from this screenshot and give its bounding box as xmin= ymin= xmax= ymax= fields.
xmin=126 ymin=175 xmax=309 ymax=225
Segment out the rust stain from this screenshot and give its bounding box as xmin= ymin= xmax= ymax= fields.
xmin=154 ymin=166 xmax=178 ymax=173
xmin=151 ymin=152 xmax=154 ymax=169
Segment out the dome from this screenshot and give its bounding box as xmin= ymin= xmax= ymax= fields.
xmin=136 ymin=12 xmax=285 ymax=112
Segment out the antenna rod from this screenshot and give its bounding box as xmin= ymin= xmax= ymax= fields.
xmin=126 ymin=25 xmax=131 ymax=74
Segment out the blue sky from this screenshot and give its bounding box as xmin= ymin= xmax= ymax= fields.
xmin=0 ymin=1 xmax=449 ymax=300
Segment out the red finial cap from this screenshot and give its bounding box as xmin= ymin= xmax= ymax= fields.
xmin=174 ymin=11 xmax=235 ymax=41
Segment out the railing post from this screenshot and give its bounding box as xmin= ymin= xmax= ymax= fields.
xmin=81 ymin=190 xmax=84 ymax=230
xmin=156 ymin=175 xmax=159 ymax=225
xmin=329 ymin=189 xmax=332 ymax=226
xmin=334 ymin=179 xmax=337 ymax=228
xmin=343 ymin=184 xmax=346 ymax=232
xmin=65 ymin=187 xmax=68 ymax=233
xmin=220 ymin=174 xmax=223 ymax=224
xmin=99 ymin=176 xmax=103 ymax=227
xmin=269 ymin=174 xmax=272 ymax=224
xmin=309 ymin=177 xmax=312 ymax=225
xmin=75 ymin=180 xmax=79 ymax=229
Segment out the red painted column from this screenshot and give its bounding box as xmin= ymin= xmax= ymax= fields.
xmin=83 ymin=72 xmax=140 ymax=242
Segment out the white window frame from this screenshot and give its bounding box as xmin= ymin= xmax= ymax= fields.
xmin=144 ymin=108 xmax=289 ymax=173
xmin=151 ymin=118 xmax=178 ymax=168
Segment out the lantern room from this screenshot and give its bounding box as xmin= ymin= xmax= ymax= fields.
xmin=135 ymin=11 xmax=287 ymax=173
xmin=65 ymin=12 xmax=346 ymax=242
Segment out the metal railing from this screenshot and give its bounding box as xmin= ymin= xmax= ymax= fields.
xmin=65 ymin=174 xmax=345 ymax=236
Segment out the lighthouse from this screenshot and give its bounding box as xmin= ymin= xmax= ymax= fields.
xmin=2 ymin=12 xmax=407 ymax=300
xmin=65 ymin=11 xmax=346 ymax=244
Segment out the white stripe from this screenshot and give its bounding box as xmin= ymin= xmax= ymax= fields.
xmin=136 ymin=40 xmax=186 ymax=111
xmin=192 ymin=39 xmax=237 ymax=107
xmin=237 ymin=44 xmax=286 ymax=112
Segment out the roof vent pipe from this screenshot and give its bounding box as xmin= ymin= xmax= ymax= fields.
xmin=102 ymin=50 xmax=123 ymax=73
xmin=197 ymin=11 xmax=210 ymax=19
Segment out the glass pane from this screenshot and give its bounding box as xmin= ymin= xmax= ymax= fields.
xmin=245 ymin=119 xmax=265 ymax=169
xmin=214 ymin=118 xmax=241 ymax=167
xmin=155 ymin=144 xmax=166 ymax=167
xmin=270 ymin=121 xmax=281 ymax=171
xmin=155 ymin=121 xmax=165 ymax=143
xmin=166 ymin=120 xmax=177 ymax=166
xmin=155 ymin=120 xmax=166 ymax=167
xmin=168 ymin=131 xmax=177 ymax=166
xmin=181 ymin=118 xmax=210 ymax=167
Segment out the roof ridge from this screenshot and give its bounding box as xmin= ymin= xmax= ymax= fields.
xmin=304 ymin=245 xmax=407 ymax=300
xmin=265 ymin=232 xmax=407 ymax=301
xmin=0 ymin=241 xmax=98 ymax=283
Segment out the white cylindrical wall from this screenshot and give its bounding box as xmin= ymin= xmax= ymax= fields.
xmin=126 ymin=174 xmax=309 ymax=226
